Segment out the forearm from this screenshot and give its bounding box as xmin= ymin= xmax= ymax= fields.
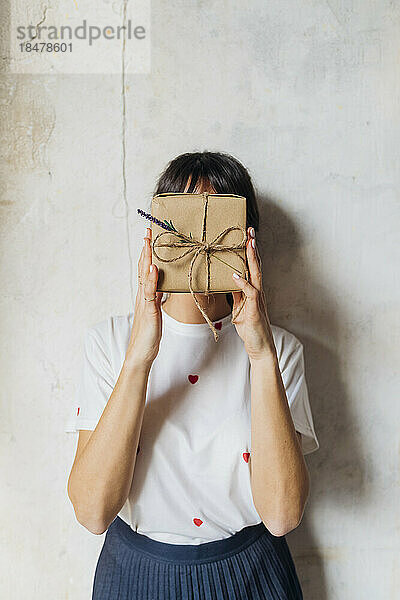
xmin=250 ymin=351 xmax=310 ymax=536
xmin=68 ymin=355 xmax=151 ymax=533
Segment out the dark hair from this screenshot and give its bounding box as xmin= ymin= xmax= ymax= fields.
xmin=153 ymin=151 xmax=260 ymax=309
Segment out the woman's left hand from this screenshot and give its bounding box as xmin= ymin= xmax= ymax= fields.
xmin=231 ymin=227 xmax=276 ymax=362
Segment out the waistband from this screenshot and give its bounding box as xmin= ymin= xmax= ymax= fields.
xmin=109 ymin=517 xmax=268 ymax=564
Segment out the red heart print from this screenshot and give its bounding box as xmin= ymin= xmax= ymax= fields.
xmin=242 ymin=452 xmax=250 ymax=463
xmin=77 ymin=407 xmax=80 ymax=416
xmin=188 ymin=375 xmax=199 ymax=384
xmin=193 ymin=518 xmax=203 ymax=527
xmin=215 ymin=321 xmax=222 ymax=330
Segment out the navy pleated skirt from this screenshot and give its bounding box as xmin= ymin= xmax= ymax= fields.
xmin=92 ymin=516 xmax=303 ymax=599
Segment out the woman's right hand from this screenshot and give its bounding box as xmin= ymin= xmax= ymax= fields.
xmin=125 ymin=226 xmax=163 ymax=370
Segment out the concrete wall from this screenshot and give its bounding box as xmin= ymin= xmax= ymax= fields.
xmin=1 ymin=1 xmax=399 ymax=598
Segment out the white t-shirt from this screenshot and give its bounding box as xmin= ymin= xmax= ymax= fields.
xmin=65 ymin=305 xmax=319 ymax=544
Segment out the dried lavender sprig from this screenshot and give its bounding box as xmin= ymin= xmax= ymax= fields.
xmin=137 ymin=208 xmax=173 ymax=232
xmin=137 ymin=208 xmax=193 ymax=239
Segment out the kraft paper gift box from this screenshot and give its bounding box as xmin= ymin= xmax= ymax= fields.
xmin=150 ymin=192 xmax=249 ymax=294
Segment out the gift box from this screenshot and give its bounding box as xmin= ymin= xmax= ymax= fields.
xmin=150 ymin=192 xmax=249 ymax=293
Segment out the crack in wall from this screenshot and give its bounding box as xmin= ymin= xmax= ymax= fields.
xmin=121 ymin=0 xmax=134 ymax=307
xmin=30 ymin=5 xmax=50 ymax=41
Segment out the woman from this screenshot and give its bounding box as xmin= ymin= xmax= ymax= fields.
xmin=66 ymin=151 xmax=319 ymax=599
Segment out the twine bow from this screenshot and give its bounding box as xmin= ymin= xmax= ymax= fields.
xmin=152 ymin=192 xmax=249 ymax=341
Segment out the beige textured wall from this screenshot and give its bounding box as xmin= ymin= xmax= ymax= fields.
xmin=1 ymin=1 xmax=399 ymax=598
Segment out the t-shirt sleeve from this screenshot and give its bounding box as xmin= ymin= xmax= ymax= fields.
xmin=280 ymin=339 xmax=320 ymax=455
xmin=64 ymin=324 xmax=115 ymax=433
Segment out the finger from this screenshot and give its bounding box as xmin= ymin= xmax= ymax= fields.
xmin=141 ymin=227 xmax=152 ymax=284
xmin=137 ymin=226 xmax=148 ymax=287
xmin=246 ymin=237 xmax=263 ymax=292
xmin=248 ymin=226 xmax=262 ymax=267
xmin=231 ymin=289 xmax=243 ymax=315
xmin=255 ymin=240 xmax=262 ymax=268
xmin=231 ymin=271 xmax=260 ymax=317
xmin=247 ymin=228 xmax=266 ymax=312
xmin=136 ymin=250 xmax=146 ymax=309
xmin=147 ymin=226 xmax=154 ymax=272
xmin=143 ymin=227 xmax=153 ymax=266
xmin=249 ymin=243 xmax=267 ymax=318
xmin=143 ymin=263 xmax=159 ymax=310
xmin=137 ymin=235 xmax=145 ymax=274
xmin=253 ymin=246 xmax=267 ymax=313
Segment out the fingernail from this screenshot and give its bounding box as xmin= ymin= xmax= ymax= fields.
xmin=251 ymin=238 xmax=256 ymax=249
xmin=232 ymin=272 xmax=240 ymax=279
xmin=250 ymin=227 xmax=255 ymax=238
xmin=149 ymin=264 xmax=154 ymax=273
